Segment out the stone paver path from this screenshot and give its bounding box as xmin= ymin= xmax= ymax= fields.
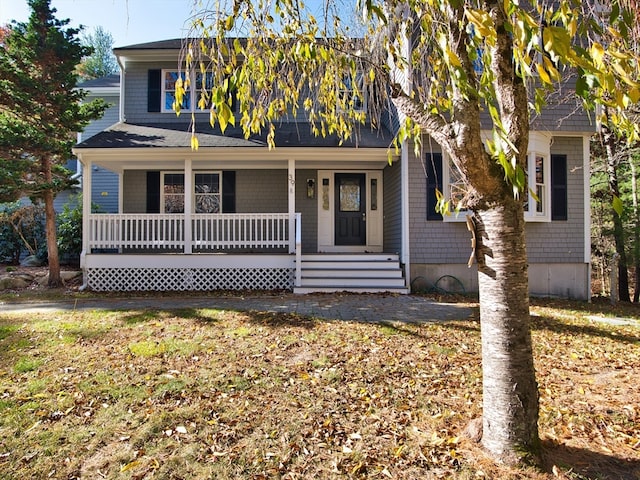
xmin=1 ymin=293 xmax=476 ymax=324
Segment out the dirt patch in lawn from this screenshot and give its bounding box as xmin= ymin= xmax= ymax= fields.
xmin=0 ymin=264 xmax=82 ymax=293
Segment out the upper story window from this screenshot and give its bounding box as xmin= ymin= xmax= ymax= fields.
xmin=338 ymin=72 xmax=366 ymax=113
xmin=162 ymin=71 xmax=190 ymax=113
xmin=161 ymin=171 xmax=222 ymax=213
xmin=161 ymin=70 xmax=227 ymax=114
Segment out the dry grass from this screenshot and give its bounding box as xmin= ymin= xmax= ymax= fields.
xmin=0 ymin=296 xmax=638 ymax=479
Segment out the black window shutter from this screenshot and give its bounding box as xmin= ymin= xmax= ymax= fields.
xmin=148 ymin=69 xmax=162 ymax=113
xmin=551 ymin=154 xmax=567 ymax=221
xmin=146 ymin=171 xmax=160 ymax=213
xmin=426 ymin=153 xmax=443 ymax=221
xmin=222 ymin=171 xmax=236 ymax=213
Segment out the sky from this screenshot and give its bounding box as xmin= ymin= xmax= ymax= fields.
xmin=0 ymin=0 xmax=200 ymax=47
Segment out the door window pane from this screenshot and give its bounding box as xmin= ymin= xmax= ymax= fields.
xmin=339 ymin=179 xmax=361 ymax=212
xmin=371 ymin=178 xmax=378 ymax=211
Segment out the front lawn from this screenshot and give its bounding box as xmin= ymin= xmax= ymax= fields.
xmin=0 ymin=298 xmax=638 ymax=479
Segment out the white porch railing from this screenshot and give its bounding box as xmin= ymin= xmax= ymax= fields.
xmin=192 ymin=213 xmax=290 ymax=250
xmin=88 ymin=213 xmax=296 ymax=252
xmin=88 ymin=214 xmax=184 ymax=250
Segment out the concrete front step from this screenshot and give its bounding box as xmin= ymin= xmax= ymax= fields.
xmin=300 ymin=261 xmax=401 ymax=269
xmin=300 ymin=276 xmax=406 ymax=288
xmin=294 ymin=253 xmax=408 ymax=294
xmin=293 ymin=286 xmax=410 ymax=294
xmin=300 ymin=253 xmax=400 ymax=262
xmin=301 ymin=268 xmax=403 ymax=278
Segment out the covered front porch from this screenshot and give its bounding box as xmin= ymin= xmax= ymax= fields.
xmin=84 ymin=211 xmax=300 ymax=291
xmin=73 ymin=123 xmax=407 ymax=292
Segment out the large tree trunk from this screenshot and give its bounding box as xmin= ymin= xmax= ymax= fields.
xmin=42 ymin=156 xmax=62 ymax=288
xmin=631 ymin=159 xmax=640 ymax=303
xmin=474 ymin=199 xmax=539 ymax=463
xmin=603 ymin=123 xmax=631 ymax=302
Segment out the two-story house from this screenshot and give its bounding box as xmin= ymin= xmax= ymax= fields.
xmin=73 ymin=39 xmax=593 ymax=299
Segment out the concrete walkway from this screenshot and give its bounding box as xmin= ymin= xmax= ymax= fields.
xmin=0 ymin=293 xmax=476 ymax=324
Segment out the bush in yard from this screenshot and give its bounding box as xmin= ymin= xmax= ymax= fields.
xmin=0 ymin=202 xmax=47 ymax=264
xmin=0 ymin=203 xmax=23 ymax=264
xmin=56 ymin=196 xmax=102 ymax=265
xmin=56 ymin=197 xmax=82 ymax=264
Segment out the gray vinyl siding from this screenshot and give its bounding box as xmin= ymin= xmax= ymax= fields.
xmin=383 ymin=159 xmax=402 ymax=254
xmin=296 ymin=170 xmax=318 ymax=253
xmin=53 ymin=188 xmax=80 ymax=212
xmin=408 ymin=136 xmax=587 ymax=264
xmin=235 ymin=170 xmax=287 ymax=212
xmin=526 ymin=136 xmax=585 ymax=262
xmin=79 ymin=93 xmax=120 ymax=213
xmin=408 ymin=143 xmax=471 ymax=264
xmin=123 ymin=62 xmax=188 ymax=124
xmin=123 ymin=62 xmax=302 ymax=124
xmin=81 ymin=95 xmax=119 ymax=140
xmin=122 ymin=170 xmax=147 ymax=213
xmin=123 ymin=169 xmax=290 ymax=214
xmin=91 ymin=168 xmax=119 ymax=213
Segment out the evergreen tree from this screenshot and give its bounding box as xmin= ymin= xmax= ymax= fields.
xmin=0 ymin=0 xmax=106 ymax=286
xmin=77 ymin=26 xmax=118 ymax=80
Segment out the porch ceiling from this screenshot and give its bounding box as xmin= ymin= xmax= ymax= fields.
xmin=73 ymin=122 xmax=396 ymax=171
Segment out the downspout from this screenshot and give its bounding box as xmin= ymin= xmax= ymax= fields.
xmin=117 ymin=57 xmax=126 ymax=212
xmin=78 ymin=154 xmax=92 ymax=291
xmin=401 ymin=141 xmax=411 ymax=290
xmin=583 ymin=134 xmax=592 ymax=301
xmin=117 ymin=56 xmax=126 ymax=123
xmin=398 ymin=13 xmax=412 ymax=291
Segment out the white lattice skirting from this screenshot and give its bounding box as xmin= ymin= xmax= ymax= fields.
xmin=86 ymin=267 xmax=294 ymax=292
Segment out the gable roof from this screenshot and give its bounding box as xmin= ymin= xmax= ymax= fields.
xmin=113 ymin=39 xmax=184 ymax=51
xmin=78 ymin=74 xmax=121 ymax=89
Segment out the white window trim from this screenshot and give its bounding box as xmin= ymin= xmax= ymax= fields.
xmin=442 ymin=131 xmax=552 ymax=222
xmin=338 ymin=71 xmax=367 ymax=114
xmin=161 ymin=171 xmax=222 ymax=213
xmin=194 ymin=171 xmax=222 ymax=214
xmin=161 ymin=70 xmax=189 ymax=114
xmin=161 ymin=70 xmax=223 ymax=114
xmin=523 ymin=151 xmax=551 ymax=221
xmin=161 ymin=171 xmax=186 ymax=213
xmin=524 ymin=132 xmax=552 ymax=222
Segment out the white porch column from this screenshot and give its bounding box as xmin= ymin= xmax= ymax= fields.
xmin=80 ymin=157 xmax=92 ymax=270
xmin=288 ymin=158 xmax=296 ymax=253
xmin=118 ymin=171 xmax=123 ymax=213
xmin=184 ymin=158 xmax=193 ymax=254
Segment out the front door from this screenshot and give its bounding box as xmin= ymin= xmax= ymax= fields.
xmin=335 ymin=173 xmax=366 ymax=245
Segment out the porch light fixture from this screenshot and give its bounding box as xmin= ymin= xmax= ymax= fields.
xmin=307 ymin=178 xmax=315 ymax=198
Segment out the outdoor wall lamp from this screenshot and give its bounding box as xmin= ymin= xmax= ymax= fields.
xmin=307 ymin=178 xmax=316 ymax=198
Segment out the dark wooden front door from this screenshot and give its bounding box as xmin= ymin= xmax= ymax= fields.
xmin=335 ymin=173 xmax=366 ymax=245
